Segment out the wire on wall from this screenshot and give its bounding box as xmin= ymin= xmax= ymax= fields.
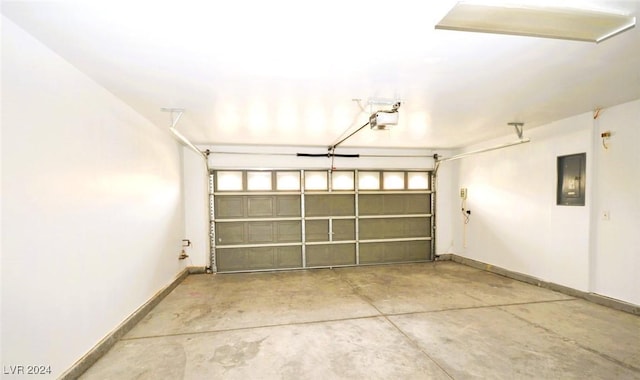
xmin=594 ymin=108 xmax=611 ymax=150
xmin=460 ymin=190 xmax=471 ymax=248
xmin=461 ymin=200 xmax=470 ymax=225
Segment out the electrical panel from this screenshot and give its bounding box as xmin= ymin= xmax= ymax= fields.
xmin=557 ymin=153 xmax=586 ymax=206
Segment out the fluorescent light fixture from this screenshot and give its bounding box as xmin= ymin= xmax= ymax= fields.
xmin=436 ymin=2 xmax=636 ymax=43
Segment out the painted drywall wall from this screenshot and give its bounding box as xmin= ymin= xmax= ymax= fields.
xmin=453 ymin=99 xmax=640 ymax=306
xmin=434 ymin=160 xmax=456 ymax=256
xmin=181 ymin=147 xmax=210 ymax=267
xmin=1 ymin=17 xmax=187 ymax=377
xmin=592 ymin=99 xmax=640 ymax=305
xmin=453 ymin=113 xmax=593 ymax=292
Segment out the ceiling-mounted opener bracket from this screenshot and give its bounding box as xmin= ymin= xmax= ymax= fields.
xmin=161 ymin=107 xmax=185 ymax=129
xmin=161 ymin=107 xmax=207 ymax=160
xmin=508 ymin=122 xmax=525 ymax=140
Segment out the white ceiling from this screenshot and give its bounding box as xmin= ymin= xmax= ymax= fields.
xmin=3 ymin=1 xmax=639 ymax=149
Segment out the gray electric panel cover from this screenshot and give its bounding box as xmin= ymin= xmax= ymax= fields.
xmin=557 ymin=153 xmax=586 ymax=206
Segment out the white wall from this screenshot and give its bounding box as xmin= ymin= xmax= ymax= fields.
xmin=1 ymin=17 xmax=188 ymax=378
xmin=452 ymin=99 xmax=640 ymax=305
xmin=182 ymin=147 xmax=210 ymax=267
xmin=592 ymin=99 xmax=640 ymax=305
xmin=434 ymin=159 xmax=456 ymax=256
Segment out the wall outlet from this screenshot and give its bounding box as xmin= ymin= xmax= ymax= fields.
xmin=460 ymin=188 xmax=468 ymax=199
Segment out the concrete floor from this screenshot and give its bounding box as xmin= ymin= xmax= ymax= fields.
xmin=81 ymin=262 xmax=640 ymax=379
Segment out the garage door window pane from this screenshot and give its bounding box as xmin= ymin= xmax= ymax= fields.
xmin=358 ymin=172 xmax=380 ymax=190
xmin=407 ymin=172 xmax=429 ymax=190
xmin=276 ymin=171 xmax=300 ymax=191
xmin=383 ymin=172 xmax=404 ymax=190
xmin=305 ymin=171 xmax=328 ymax=190
xmin=217 ymin=171 xmax=243 ymax=191
xmin=332 ymin=171 xmax=354 ymax=190
xmin=247 ymin=172 xmax=272 ymax=191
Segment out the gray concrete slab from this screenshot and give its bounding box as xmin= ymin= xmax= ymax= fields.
xmin=501 ymin=299 xmax=640 ymax=370
xmin=82 ymin=318 xmax=451 ymax=380
xmin=81 ymin=262 xmax=640 ymax=379
xmin=336 ymin=261 xmax=572 ymax=314
xmin=335 ymin=262 xmax=488 ymax=313
xmin=126 ymin=269 xmax=379 ymax=338
xmin=390 ymin=306 xmax=639 ymax=379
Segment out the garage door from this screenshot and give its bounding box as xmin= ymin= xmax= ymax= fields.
xmin=210 ymin=170 xmax=433 ymax=272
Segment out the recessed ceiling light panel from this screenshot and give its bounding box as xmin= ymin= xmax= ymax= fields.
xmin=435 ymin=2 xmax=636 ymax=43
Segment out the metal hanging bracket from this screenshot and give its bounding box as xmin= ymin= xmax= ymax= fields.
xmin=161 ymin=107 xmax=185 ymax=129
xmin=161 ymin=108 xmax=207 ymax=159
xmin=508 ymin=122 xmax=525 ymax=140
